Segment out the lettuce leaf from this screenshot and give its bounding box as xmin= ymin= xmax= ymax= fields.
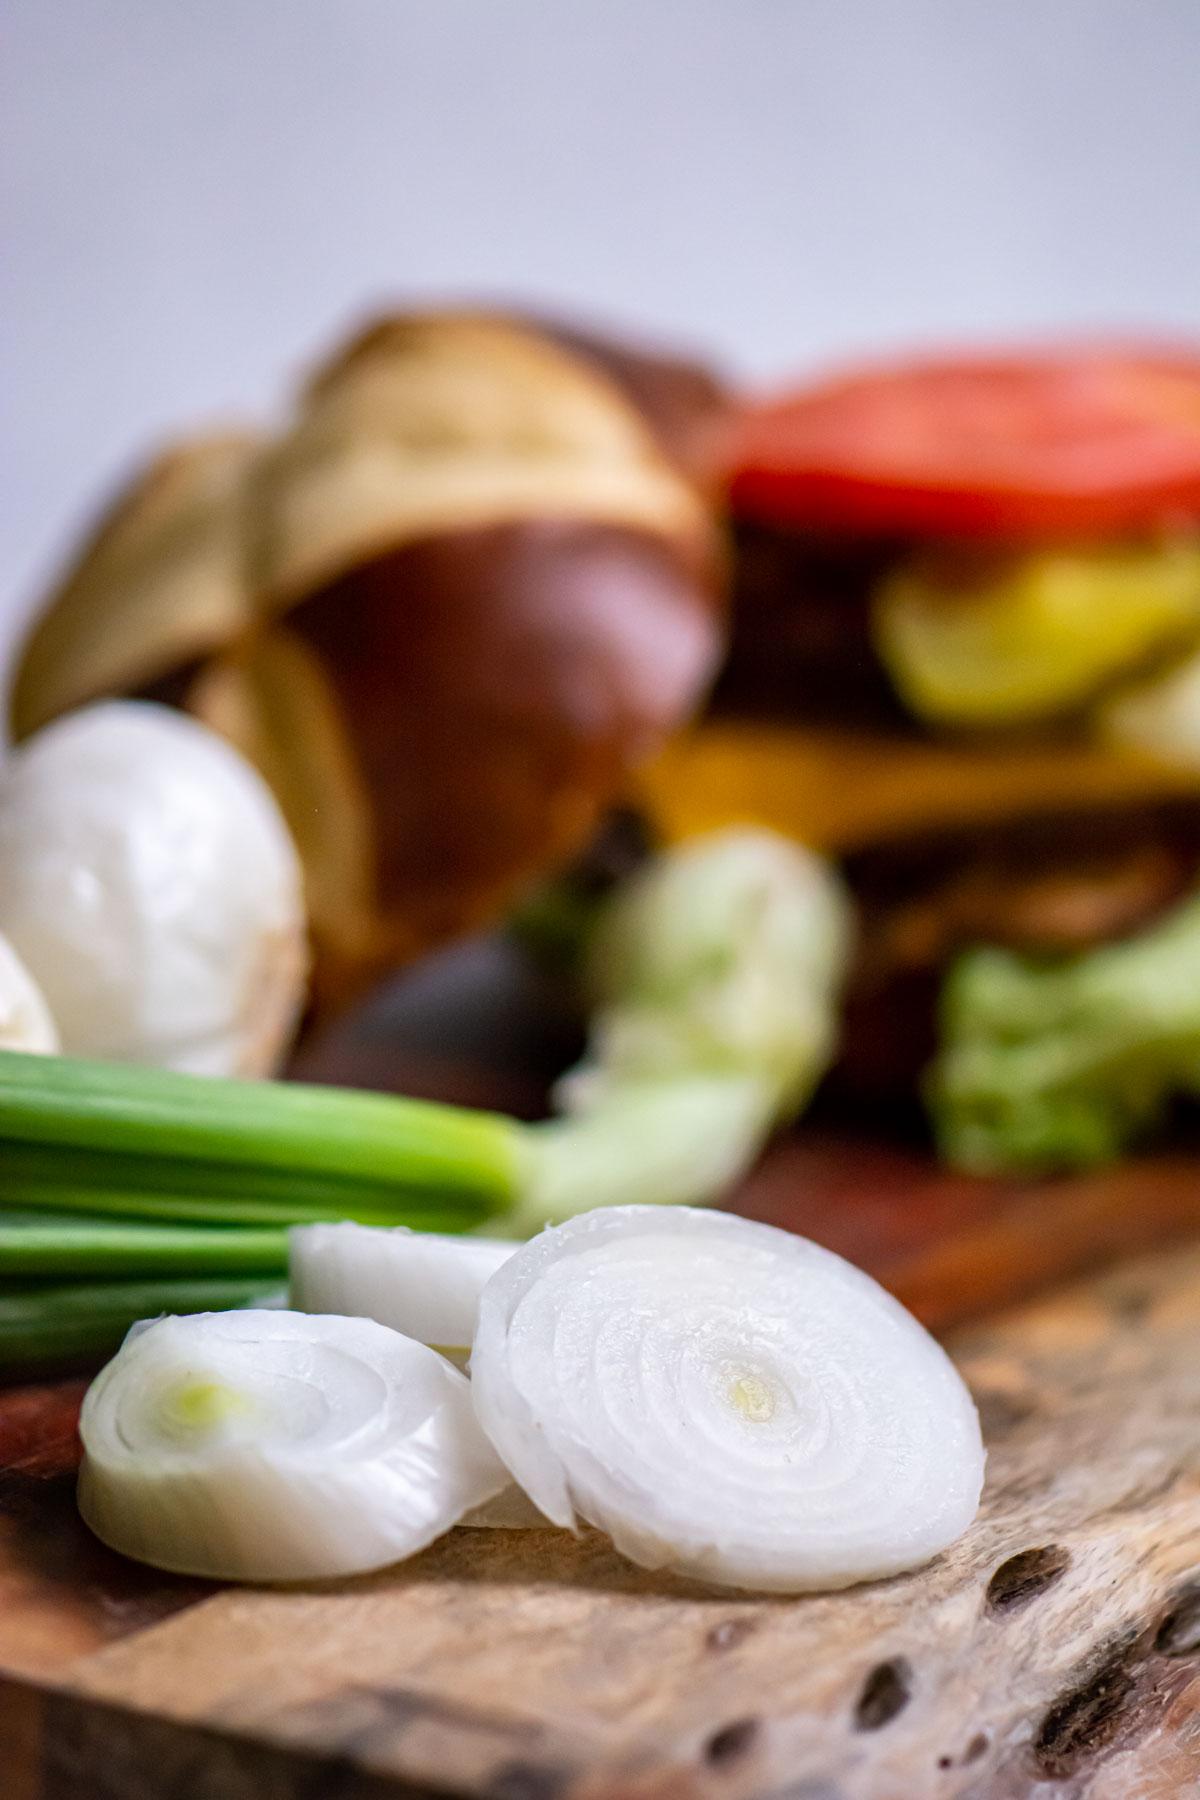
xmin=929 ymin=892 xmax=1200 ymax=1172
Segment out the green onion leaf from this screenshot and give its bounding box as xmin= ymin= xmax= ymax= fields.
xmin=0 ymin=1049 xmax=527 ymax=1228
xmin=0 ymin=1214 xmax=287 ymax=1280
xmin=0 ymin=1276 xmax=284 ymax=1367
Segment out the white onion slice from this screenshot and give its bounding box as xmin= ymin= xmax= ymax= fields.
xmin=471 ymin=1207 xmax=984 ymax=1592
xmin=289 ymin=1224 xmax=514 ymax=1355
xmin=79 ymin=1309 xmax=508 ymax=1581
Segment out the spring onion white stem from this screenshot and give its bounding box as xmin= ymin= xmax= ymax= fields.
xmin=526 ymin=1074 xmax=775 ymax=1225
xmin=513 ymin=829 xmax=852 ymax=1229
xmin=579 ymin=827 xmax=851 ymax=1106
xmin=78 ymin=1309 xmax=508 ymax=1581
xmin=289 ymin=1224 xmax=513 ymax=1356
xmin=471 ymin=1206 xmax=984 ymax=1592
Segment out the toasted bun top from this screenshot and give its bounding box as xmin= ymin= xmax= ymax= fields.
xmin=248 ymin=312 xmax=716 ymax=610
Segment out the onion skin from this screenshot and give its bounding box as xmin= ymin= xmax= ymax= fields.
xmin=11 ymin=313 xmax=726 ymax=1002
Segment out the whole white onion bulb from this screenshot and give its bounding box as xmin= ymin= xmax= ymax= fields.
xmin=79 ymin=1309 xmax=508 ymax=1581
xmin=471 ymin=1206 xmax=984 ymax=1592
xmin=0 ymin=701 xmax=307 ymax=1076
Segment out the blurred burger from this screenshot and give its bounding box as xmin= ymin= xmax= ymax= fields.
xmin=641 ymin=344 xmax=1200 ymax=1172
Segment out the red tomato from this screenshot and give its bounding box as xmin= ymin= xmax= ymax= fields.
xmin=727 ymin=346 xmax=1200 ymax=541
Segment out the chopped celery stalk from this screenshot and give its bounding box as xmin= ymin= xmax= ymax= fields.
xmin=0 ymin=1276 xmax=283 ymax=1366
xmin=930 ymin=890 xmax=1200 ymax=1172
xmin=0 ymin=1215 xmax=287 ymax=1279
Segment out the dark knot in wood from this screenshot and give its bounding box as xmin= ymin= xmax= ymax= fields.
xmin=986 ymin=1544 xmax=1071 ymax=1614
xmin=1154 ymin=1582 xmax=1200 ymax=1656
xmin=853 ymin=1658 xmax=911 ymax=1731
xmin=705 ymin=1717 xmax=760 ymax=1764
xmin=1033 ymin=1641 xmax=1138 ymax=1777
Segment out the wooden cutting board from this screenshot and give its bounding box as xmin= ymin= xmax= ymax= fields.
xmin=3 ymin=937 xmax=1200 ymax=1797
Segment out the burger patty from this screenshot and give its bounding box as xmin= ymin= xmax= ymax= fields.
xmin=835 ymin=801 xmax=1200 ymax=1099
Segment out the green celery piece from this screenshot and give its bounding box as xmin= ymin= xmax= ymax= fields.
xmin=0 ymin=1276 xmax=283 ymax=1366
xmin=0 ymin=1214 xmax=287 ymax=1279
xmin=0 ymin=1049 xmax=527 ymax=1226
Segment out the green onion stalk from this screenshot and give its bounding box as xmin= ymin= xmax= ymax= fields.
xmin=0 ymin=829 xmax=852 ymax=1367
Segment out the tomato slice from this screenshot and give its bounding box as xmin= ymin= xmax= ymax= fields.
xmin=727 ymin=346 xmax=1200 ymax=541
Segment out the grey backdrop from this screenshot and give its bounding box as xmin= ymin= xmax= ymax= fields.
xmin=3 ymin=0 xmax=1199 ymax=666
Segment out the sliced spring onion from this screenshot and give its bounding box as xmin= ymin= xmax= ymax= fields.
xmin=289 ymin=1224 xmax=512 ymax=1355
xmin=0 ymin=1276 xmax=282 ymax=1367
xmin=471 ymin=1206 xmax=985 ymax=1592
xmin=78 ymin=1310 xmax=509 ymax=1581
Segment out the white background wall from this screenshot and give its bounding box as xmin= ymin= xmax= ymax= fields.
xmin=3 ymin=0 xmax=1199 ymax=657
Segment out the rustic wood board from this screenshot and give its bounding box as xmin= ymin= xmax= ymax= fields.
xmin=3 ymin=1231 xmax=1200 ymax=1796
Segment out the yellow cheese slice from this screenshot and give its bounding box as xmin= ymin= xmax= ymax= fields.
xmin=638 ymin=721 xmax=1200 ymax=853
